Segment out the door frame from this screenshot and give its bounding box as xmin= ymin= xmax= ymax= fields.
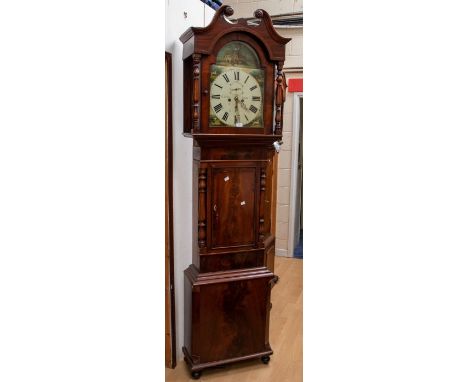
xmin=165 ymin=51 xmax=176 ymax=368
xmin=288 ymin=92 xmax=303 ymax=256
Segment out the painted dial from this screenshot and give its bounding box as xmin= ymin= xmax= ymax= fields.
xmin=210 ymin=68 xmax=262 ymax=127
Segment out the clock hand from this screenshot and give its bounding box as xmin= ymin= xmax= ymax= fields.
xmin=240 ymin=99 xmax=248 ymax=111
xmin=234 ymin=96 xmax=240 ymax=112
xmin=234 ymin=96 xmax=241 ymax=124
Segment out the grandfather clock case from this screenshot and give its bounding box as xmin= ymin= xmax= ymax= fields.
xmin=180 ymin=6 xmax=290 ymax=379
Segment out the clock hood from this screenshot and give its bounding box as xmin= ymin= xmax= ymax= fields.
xmin=179 ymin=5 xmax=291 ymax=62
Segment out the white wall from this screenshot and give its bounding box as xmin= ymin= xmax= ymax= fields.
xmin=223 ymin=0 xmax=303 ymax=17
xmin=275 ymin=26 xmax=303 ymax=257
xmin=165 ymin=0 xmax=215 ymax=362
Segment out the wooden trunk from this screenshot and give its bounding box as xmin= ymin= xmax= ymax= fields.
xmin=183 ymin=136 xmax=279 ymax=372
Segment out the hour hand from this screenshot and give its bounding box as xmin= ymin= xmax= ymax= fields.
xmin=234 ymin=96 xmax=239 ymax=110
xmin=240 ymin=99 xmax=248 ymax=111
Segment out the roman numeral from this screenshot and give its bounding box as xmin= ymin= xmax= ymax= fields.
xmin=222 ymin=73 xmax=230 ymax=82
xmin=211 ymin=94 xmax=220 ymax=99
xmin=244 ymin=76 xmax=250 ymax=83
xmin=214 ymin=84 xmax=222 ymax=89
xmin=214 ymin=103 xmax=223 ymax=113
xmin=249 ymin=105 xmax=258 ymax=113
xmin=234 ymin=71 xmax=240 ymax=80
xmin=249 ymin=85 xmax=257 ymax=91
xmin=252 ymin=96 xmax=260 ymax=101
xmin=244 ymin=114 xmax=249 ymax=122
xmin=222 ymin=112 xmax=229 ymax=121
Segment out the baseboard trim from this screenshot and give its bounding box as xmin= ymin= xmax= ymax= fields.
xmin=275 ymin=248 xmax=291 ymax=258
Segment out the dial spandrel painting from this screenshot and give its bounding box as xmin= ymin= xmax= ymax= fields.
xmin=209 ymin=42 xmax=264 ymax=128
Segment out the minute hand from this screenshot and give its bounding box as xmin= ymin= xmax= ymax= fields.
xmin=234 ymin=96 xmax=241 ymax=118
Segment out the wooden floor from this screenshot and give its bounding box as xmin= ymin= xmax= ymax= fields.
xmin=165 ymin=256 xmax=303 ymax=382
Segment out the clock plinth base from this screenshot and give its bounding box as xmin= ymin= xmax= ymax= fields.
xmin=183 ymin=346 xmax=273 ymax=375
xmin=183 ymin=265 xmax=276 ymax=375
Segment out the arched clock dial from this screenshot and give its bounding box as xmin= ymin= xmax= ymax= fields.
xmin=210 ymin=67 xmax=262 ymax=127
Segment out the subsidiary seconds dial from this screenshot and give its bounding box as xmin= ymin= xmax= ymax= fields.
xmin=210 ymin=68 xmax=262 ymax=127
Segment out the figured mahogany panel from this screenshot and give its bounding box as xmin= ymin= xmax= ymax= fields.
xmin=211 ymin=165 xmax=257 ymax=248
xmin=203 ymin=147 xmax=265 ymax=161
xmin=193 ymin=277 xmax=272 ymax=363
xmin=199 ymin=249 xmax=264 ymax=272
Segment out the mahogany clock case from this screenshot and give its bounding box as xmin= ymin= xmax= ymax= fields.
xmin=178 ymin=6 xmax=290 ymax=379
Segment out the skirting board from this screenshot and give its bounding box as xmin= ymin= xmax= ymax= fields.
xmin=275 ymin=248 xmax=291 ymax=258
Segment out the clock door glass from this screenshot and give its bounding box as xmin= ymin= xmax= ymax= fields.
xmin=209 ymin=42 xmax=264 ymax=128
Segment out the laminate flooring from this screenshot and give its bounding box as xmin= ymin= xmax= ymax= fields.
xmin=165 ymin=256 xmax=303 ymax=382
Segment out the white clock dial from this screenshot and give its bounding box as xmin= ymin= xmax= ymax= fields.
xmin=210 ymin=68 xmax=262 ymax=127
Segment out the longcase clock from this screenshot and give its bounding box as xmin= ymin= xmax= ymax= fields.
xmin=179 ymin=6 xmax=290 ymax=379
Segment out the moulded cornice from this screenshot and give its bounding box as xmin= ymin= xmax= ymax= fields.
xmin=180 ymin=5 xmax=291 ymax=61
